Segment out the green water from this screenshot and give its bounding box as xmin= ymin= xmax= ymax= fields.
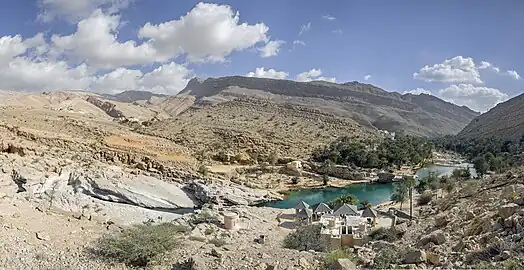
xmin=263 ymin=163 xmax=475 ymax=209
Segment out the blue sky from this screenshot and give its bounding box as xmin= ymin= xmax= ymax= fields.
xmin=0 ymin=0 xmax=522 ymax=112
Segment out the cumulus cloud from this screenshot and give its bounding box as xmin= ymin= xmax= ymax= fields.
xmin=37 ymin=0 xmax=131 ymax=23
xmin=258 ymin=40 xmax=285 ymax=58
xmin=363 ymin=74 xmax=372 ymax=81
xmin=438 ymin=84 xmax=509 ymax=112
xmin=403 ymin=88 xmax=431 ymax=95
xmin=332 ymin=29 xmax=343 ymax=35
xmin=507 ymin=70 xmax=521 ymax=80
xmin=0 ymin=2 xmax=278 ymax=94
xmin=246 ymin=67 xmax=288 ymax=80
xmin=0 ymin=25 xmax=194 ymax=94
xmin=413 ymin=56 xmax=483 ymax=84
xmin=322 ymin=15 xmax=336 ymax=21
xmin=51 ymin=10 xmax=159 ymax=69
xmin=296 ymin=68 xmax=336 ymax=83
xmin=299 ymin=22 xmax=311 ymax=35
xmin=139 ymin=2 xmax=269 ymax=63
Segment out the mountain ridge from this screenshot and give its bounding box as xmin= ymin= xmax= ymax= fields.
xmin=172 ymin=76 xmax=479 ymax=136
xmin=458 ymin=92 xmax=524 ymax=140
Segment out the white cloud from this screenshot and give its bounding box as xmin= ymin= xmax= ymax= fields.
xmin=246 ymin=67 xmax=288 ymax=80
xmin=0 ymin=58 xmax=92 ymax=92
xmin=0 ymin=2 xmax=284 ymax=95
xmin=296 ymin=68 xmax=336 ymax=83
xmin=37 ymin=0 xmax=131 ymax=23
xmin=403 ymin=88 xmax=431 ymax=95
xmin=332 ymin=29 xmax=343 ymax=35
xmin=139 ymin=2 xmax=269 ymax=63
xmin=479 ymin=61 xmax=500 ymax=73
xmin=322 ymin=15 xmax=336 ymax=21
xmin=293 ymin=40 xmax=306 ymax=46
xmin=506 ymin=70 xmax=521 ymax=80
xmin=139 ymin=62 xmax=194 ymax=94
xmin=438 ymin=84 xmax=509 ymax=112
xmin=50 ymin=10 xmax=160 ymax=69
xmin=363 ymin=74 xmax=372 ymax=81
xmin=299 ymin=22 xmax=311 ymax=35
xmin=413 ymin=56 xmax=483 ymax=84
xmin=258 ymin=40 xmax=285 ymax=58
xmin=0 ymin=36 xmax=27 ymax=64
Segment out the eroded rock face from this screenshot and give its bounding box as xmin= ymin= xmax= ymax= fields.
xmin=404 ymin=250 xmax=426 ymax=264
xmin=3 ymin=161 xmax=196 ymax=225
xmin=499 ymin=203 xmax=519 ymax=219
xmin=86 ymin=96 xmax=124 ymax=119
xmin=184 ymin=179 xmax=282 ymax=206
xmin=418 ymin=229 xmax=446 ymax=246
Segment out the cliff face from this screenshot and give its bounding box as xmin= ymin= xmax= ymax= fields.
xmin=458 ymin=93 xmax=524 ymax=140
xmin=175 ymin=76 xmax=478 ymax=136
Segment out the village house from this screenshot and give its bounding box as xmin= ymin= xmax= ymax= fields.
xmin=293 ymin=201 xmax=377 ymax=248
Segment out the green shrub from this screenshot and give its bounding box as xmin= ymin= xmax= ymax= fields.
xmin=373 ymin=248 xmax=398 ymax=269
xmin=323 ymin=249 xmax=355 ymax=269
xmin=369 ymin=227 xmax=402 ymax=242
xmin=417 ymin=193 xmax=432 ymax=206
xmin=192 ymin=210 xmax=219 ymax=225
xmin=504 ymin=259 xmax=524 ymax=270
xmin=90 ymin=223 xmax=186 ymax=267
xmin=209 ymin=237 xmax=228 ymax=247
xmin=283 ymin=224 xmax=326 ymax=252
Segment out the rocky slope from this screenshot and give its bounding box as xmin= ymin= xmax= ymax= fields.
xmin=352 ymin=169 xmax=524 ymax=269
xmin=458 ymin=92 xmax=524 ymax=140
xmin=169 ymin=76 xmax=478 ymax=136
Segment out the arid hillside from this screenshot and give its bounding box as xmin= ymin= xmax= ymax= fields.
xmin=458 ymin=92 xmax=524 ymax=140
xmin=164 ymin=76 xmax=479 ymax=137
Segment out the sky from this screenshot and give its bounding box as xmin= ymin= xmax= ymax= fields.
xmin=0 ymin=0 xmax=522 ymax=112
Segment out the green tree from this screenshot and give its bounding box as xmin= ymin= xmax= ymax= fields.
xmin=322 ymin=174 xmax=330 ymax=186
xmin=391 ymin=181 xmax=407 ymax=210
xmin=403 ymin=176 xmax=416 ymax=219
xmin=328 ymin=194 xmax=359 ymax=209
xmin=473 ymin=156 xmax=488 ymax=177
xmin=358 ymin=200 xmax=372 ymax=210
xmin=489 ymin=156 xmax=505 ymax=173
xmin=291 ymin=176 xmax=299 ymax=185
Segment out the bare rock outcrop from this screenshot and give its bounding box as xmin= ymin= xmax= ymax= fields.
xmin=86 ymin=96 xmax=125 ymax=119
xmin=184 ymin=179 xmax=282 ymax=206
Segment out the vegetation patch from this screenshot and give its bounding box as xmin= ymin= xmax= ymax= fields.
xmin=369 ymin=227 xmax=403 ymax=242
xmin=283 ymin=224 xmax=326 ymax=252
xmin=417 ymin=193 xmax=433 ymax=206
xmin=323 ymin=249 xmax=356 ymax=269
xmin=90 ymin=223 xmax=187 ymax=267
xmin=373 ymin=247 xmax=399 ymax=269
xmin=312 ymin=135 xmax=432 ymax=169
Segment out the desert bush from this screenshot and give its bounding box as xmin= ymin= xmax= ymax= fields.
xmin=192 ymin=210 xmax=219 ymax=225
xmin=90 ymin=223 xmax=186 ymax=267
xmin=283 ymin=224 xmax=326 ymax=252
xmin=417 ymin=193 xmax=433 ymax=205
xmin=467 ymin=241 xmax=515 ymax=263
xmin=369 ymin=227 xmax=402 ymax=242
xmin=373 ymin=247 xmax=399 ymax=269
xmin=198 ymin=165 xmax=209 ymax=177
xmin=291 ymin=176 xmax=299 ymax=184
xmin=209 ymin=237 xmax=228 ymax=247
xmin=323 ymin=249 xmax=355 ymax=269
xmin=504 ymin=259 xmax=524 ymax=270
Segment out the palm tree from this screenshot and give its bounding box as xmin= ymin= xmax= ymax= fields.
xmin=328 ymin=194 xmax=359 ymax=209
xmin=358 ymin=200 xmax=372 ymax=210
xmin=403 ymin=175 xmax=416 ymax=219
xmin=391 ymin=181 xmax=407 ymax=209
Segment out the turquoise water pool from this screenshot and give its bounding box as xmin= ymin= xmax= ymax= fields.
xmin=263 ymin=163 xmax=474 ymax=209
